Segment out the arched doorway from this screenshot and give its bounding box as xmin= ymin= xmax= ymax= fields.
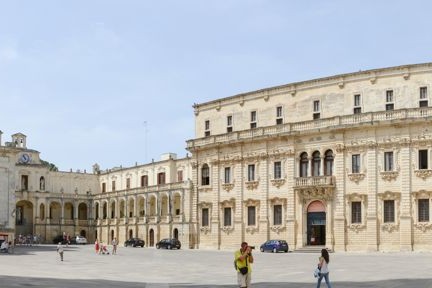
xmin=307 ymin=200 xmax=326 ymax=245
xmin=173 ymin=228 xmax=179 ymax=240
xmin=128 ymin=229 xmax=133 ymax=239
xmin=16 ymin=200 xmax=34 ymax=236
xmin=111 ymin=230 xmax=115 ymax=242
xmin=149 ymin=229 xmax=154 ymax=247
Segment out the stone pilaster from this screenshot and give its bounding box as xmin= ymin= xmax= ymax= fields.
xmin=367 ymin=146 xmax=379 ymax=251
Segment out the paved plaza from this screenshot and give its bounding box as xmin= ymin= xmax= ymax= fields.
xmin=1 ymin=244 xmax=432 ymax=287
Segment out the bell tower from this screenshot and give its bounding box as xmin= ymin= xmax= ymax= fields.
xmin=12 ymin=133 xmax=27 ymax=148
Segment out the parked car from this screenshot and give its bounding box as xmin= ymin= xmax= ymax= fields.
xmin=124 ymin=238 xmax=145 ymax=247
xmin=52 ymin=235 xmax=68 ymax=245
xmin=260 ymin=240 xmax=289 ymax=253
xmin=75 ymin=236 xmax=87 ymax=245
xmin=155 ymin=238 xmax=181 ymax=250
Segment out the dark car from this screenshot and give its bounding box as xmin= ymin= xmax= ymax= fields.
xmin=52 ymin=235 xmax=68 ymax=245
xmin=124 ymin=238 xmax=145 ymax=247
xmin=155 ymin=238 xmax=181 ymax=250
xmin=260 ymin=240 xmax=289 ymax=253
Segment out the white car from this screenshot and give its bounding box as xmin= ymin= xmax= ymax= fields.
xmin=75 ymin=236 xmax=87 ymax=245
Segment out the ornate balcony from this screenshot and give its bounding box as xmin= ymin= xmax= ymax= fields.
xmin=294 ymin=176 xmax=335 ymax=201
xmin=294 ymin=176 xmax=335 ymax=188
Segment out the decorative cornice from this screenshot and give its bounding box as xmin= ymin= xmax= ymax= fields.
xmin=381 ymin=223 xmax=399 ymax=232
xmin=270 ymin=178 xmax=285 ymax=188
xmin=348 ymin=223 xmax=366 ymax=233
xmin=221 ymin=226 xmax=234 ymax=234
xmin=198 ymin=201 xmax=212 ymax=209
xmin=221 ymin=183 xmax=234 ymax=192
xmin=414 ymin=222 xmax=432 ymax=232
xmin=200 ymin=226 xmax=211 ymax=234
xmin=377 ymin=191 xmax=401 ymax=200
xmin=220 ymin=198 xmax=236 ymax=208
xmin=243 ymin=198 xmax=260 ymax=206
xmin=270 ymin=225 xmax=286 ymax=233
xmin=269 ymin=197 xmax=287 ymax=206
xmin=346 ymin=193 xmax=367 ymax=202
xmin=245 ymin=181 xmax=259 ymax=190
xmin=347 ymin=173 xmax=366 ymax=184
xmin=296 ymin=187 xmax=334 ymax=201
xmin=380 ymin=170 xmax=399 ymax=181
xmin=414 ymin=169 xmax=432 ymax=180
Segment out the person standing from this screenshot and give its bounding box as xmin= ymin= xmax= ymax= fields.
xmin=316 ymin=248 xmax=332 ymax=288
xmin=95 ymin=239 xmax=100 ymax=254
xmin=234 ymin=242 xmax=254 ymax=288
xmin=112 ymin=237 xmax=118 ymax=255
xmin=56 ymin=242 xmax=64 ymax=261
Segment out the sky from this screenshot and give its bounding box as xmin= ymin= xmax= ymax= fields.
xmin=1 ymin=0 xmax=431 ymax=172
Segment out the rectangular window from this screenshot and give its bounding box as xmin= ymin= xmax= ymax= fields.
xmin=420 ymin=87 xmax=428 ymax=99
xmin=224 ymin=167 xmax=231 ymax=184
xmin=224 ymin=207 xmax=232 ymax=226
xmin=204 ymin=120 xmax=210 ymax=137
xmin=420 ymin=87 xmax=428 ymax=108
xmin=386 ymin=90 xmax=394 ymax=102
xmin=384 ymin=152 xmax=394 ymax=171
xmin=250 ymin=111 xmax=257 ymax=129
xmin=313 ymin=100 xmax=320 ymax=112
xmin=247 ymin=164 xmax=255 ymax=181
xmin=202 ymin=208 xmax=209 ymax=226
xmin=351 ymin=202 xmax=362 ymax=224
xmin=112 ymin=181 xmax=116 ymax=192
xmin=352 ymin=154 xmax=360 ymax=173
xmin=141 ymin=175 xmax=148 ymax=187
xmin=276 ymin=106 xmax=283 ymax=125
xmin=102 ymin=182 xmax=106 ymax=193
xmin=419 ymin=149 xmax=428 ymax=169
xmin=353 ymin=107 xmax=362 ymax=114
xmin=418 ymin=199 xmax=429 ymax=222
xmin=274 ymin=161 xmax=282 ymax=179
xmin=383 ymin=200 xmax=395 ymax=223
xmin=354 ymin=94 xmax=361 ymax=106
xmin=313 ymin=100 xmax=320 ymax=119
xmin=227 ymin=115 xmax=233 ymax=132
xmin=177 ymin=170 xmax=183 ymax=182
xmin=386 ymin=103 xmax=394 ymax=111
xmin=247 ymin=206 xmax=256 ymax=226
xmin=126 ymin=178 xmax=131 ymax=189
xmin=157 ymin=172 xmax=166 ymax=185
xmin=273 ymin=205 xmax=282 ymax=225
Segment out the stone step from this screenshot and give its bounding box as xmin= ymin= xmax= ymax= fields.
xmin=292 ymin=246 xmax=333 ymax=253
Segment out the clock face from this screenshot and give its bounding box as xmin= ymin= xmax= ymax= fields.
xmin=20 ymin=153 xmax=31 ymax=164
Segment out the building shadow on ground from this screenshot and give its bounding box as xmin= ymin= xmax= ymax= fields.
xmin=1 ymin=276 xmax=432 ymax=288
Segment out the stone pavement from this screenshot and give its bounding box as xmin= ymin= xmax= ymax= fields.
xmin=1 ymin=244 xmax=432 ymax=287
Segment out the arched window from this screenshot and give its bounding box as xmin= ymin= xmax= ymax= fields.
xmin=324 ymin=150 xmax=334 ymax=176
xmin=299 ymin=152 xmax=308 ymax=177
xmin=201 ymin=164 xmax=210 ymax=185
xmin=312 ymin=151 xmax=321 ymax=176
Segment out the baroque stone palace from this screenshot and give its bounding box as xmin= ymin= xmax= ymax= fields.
xmin=3 ymin=63 xmax=432 ymax=252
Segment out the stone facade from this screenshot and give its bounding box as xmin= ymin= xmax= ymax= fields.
xmin=2 ymin=63 xmax=432 ymax=252
xmin=187 ymin=63 xmax=432 ymax=252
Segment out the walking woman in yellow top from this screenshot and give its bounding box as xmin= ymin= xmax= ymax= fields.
xmin=234 ymin=242 xmax=254 ymax=288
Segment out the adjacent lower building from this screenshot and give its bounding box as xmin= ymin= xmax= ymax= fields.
xmin=2 ymin=63 xmax=432 ymax=252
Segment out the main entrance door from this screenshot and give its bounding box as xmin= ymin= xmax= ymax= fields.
xmin=307 ymin=201 xmax=326 ymax=246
